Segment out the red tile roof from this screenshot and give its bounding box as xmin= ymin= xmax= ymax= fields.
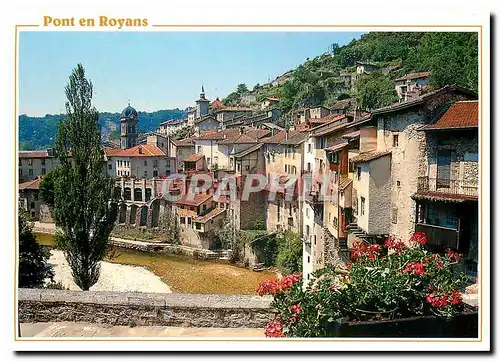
xmin=171 ymin=138 xmax=194 ymax=147
xmin=264 ymin=97 xmax=280 ymax=102
xmin=194 ymin=208 xmax=226 ymax=223
xmin=211 ymin=98 xmax=224 ymax=110
xmin=324 ymin=141 xmax=348 ymax=152
xmin=219 ymin=133 xmax=258 ymax=145
xmin=19 ymin=178 xmax=42 ymax=190
xmin=111 ymin=144 xmax=165 ymax=157
xmin=245 ymin=129 xmax=271 ymax=139
xmin=259 ymin=130 xmax=300 ymax=144
xmin=309 ymin=113 xmax=345 ymax=124
xmin=175 ymin=193 xmax=212 ymax=207
xmin=103 ymin=147 xmax=123 ymax=156
xmin=183 ymin=153 xmax=204 ymax=162
xmin=194 ymin=129 xmax=240 ymax=140
xmin=422 ymin=101 xmax=478 ymax=130
xmin=18 ymin=151 xmax=50 ymax=159
xmin=412 ymin=191 xmax=478 ymax=202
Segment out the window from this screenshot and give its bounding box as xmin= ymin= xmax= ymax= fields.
xmin=28 ymin=159 xmax=33 ymax=166
xmin=314 ymin=235 xmax=317 ymax=245
xmin=245 ymin=165 xmax=250 ymax=171
xmin=396 ymin=180 xmax=401 ymax=187
xmin=19 ymin=159 xmax=22 ymax=166
xmin=361 ymin=197 xmax=365 ymax=216
xmin=308 ymin=143 xmax=312 ymax=153
xmin=28 ymin=169 xmax=33 ymax=177
xmin=41 ymin=159 xmax=45 ymax=166
xmin=188 ymin=217 xmax=192 ymax=225
xmin=308 ymin=255 xmax=310 ymax=263
xmin=143 ymin=160 xmax=147 ymax=167
xmin=357 ymin=167 xmax=361 ymax=181
xmin=306 ymin=208 xmax=309 ymax=218
xmin=307 ymin=162 xmax=312 ymax=172
xmin=214 ymin=156 xmax=218 ymax=165
xmin=19 ymin=169 xmax=22 ymax=176
xmin=333 ymin=216 xmax=338 ymax=229
xmin=144 ymin=170 xmax=148 ymax=178
xmin=392 ymin=206 xmax=398 ymax=224
xmin=108 ymin=164 xmax=112 ymax=170
xmin=153 ymin=159 xmax=158 ymax=167
xmin=41 ymin=168 xmax=46 ymax=175
xmin=153 ymin=170 xmax=158 ymax=177
xmin=284 ymin=164 xmax=288 ymax=173
xmin=197 ymin=146 xmax=202 ymax=153
xmin=306 ymin=225 xmax=310 ymax=236
xmin=393 ymin=134 xmax=399 ymax=147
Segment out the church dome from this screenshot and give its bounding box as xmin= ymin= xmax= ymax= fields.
xmin=121 ymin=105 xmax=138 ymax=118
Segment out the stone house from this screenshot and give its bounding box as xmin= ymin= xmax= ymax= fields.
xmin=194 ymin=115 xmax=219 ymax=135
xmin=156 ymin=118 xmax=188 ymax=136
xmin=261 ymin=97 xmax=280 ymax=110
xmin=394 ymin=72 xmax=431 ymax=101
xmin=413 ymin=100 xmax=479 ymax=279
xmin=347 ymin=85 xmax=477 ymax=247
xmin=169 ymin=138 xmax=194 ymax=173
xmin=18 ymin=178 xmax=52 ymax=222
xmin=356 ymin=61 xmax=379 ymax=75
xmin=215 ymin=107 xmax=253 ymax=124
xmin=309 ymin=105 xmax=331 ymax=120
xmin=18 ymin=148 xmax=59 ymax=183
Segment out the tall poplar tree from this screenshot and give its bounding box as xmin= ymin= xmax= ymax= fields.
xmin=53 ymin=64 xmax=117 ymax=290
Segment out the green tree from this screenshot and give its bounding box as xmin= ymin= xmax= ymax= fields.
xmin=39 ymin=166 xmax=61 ymax=209
xmin=223 ymin=91 xmax=240 ymax=106
xmin=52 ymin=63 xmax=117 ymax=291
xmin=236 ymin=83 xmax=249 ymax=94
xmin=276 ymin=230 xmax=303 ymax=274
xmin=18 ymin=210 xmax=54 ymax=288
xmin=356 ymin=71 xmax=398 ymax=110
xmin=159 ymin=208 xmax=179 ymax=244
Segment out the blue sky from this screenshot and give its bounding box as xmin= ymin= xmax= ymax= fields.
xmin=19 ymin=31 xmax=364 ymax=116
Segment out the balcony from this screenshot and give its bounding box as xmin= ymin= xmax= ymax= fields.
xmin=415 ymin=223 xmax=459 ymax=250
xmin=416 ymin=177 xmax=478 ymax=198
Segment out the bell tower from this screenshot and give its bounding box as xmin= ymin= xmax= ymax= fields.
xmin=120 ymin=103 xmax=139 ymax=149
xmin=195 ymin=85 xmax=209 ymax=118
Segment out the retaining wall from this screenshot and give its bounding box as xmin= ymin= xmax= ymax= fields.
xmin=18 ymin=289 xmax=273 ymax=328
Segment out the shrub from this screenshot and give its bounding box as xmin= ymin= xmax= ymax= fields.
xmin=257 ymin=233 xmax=468 ymax=337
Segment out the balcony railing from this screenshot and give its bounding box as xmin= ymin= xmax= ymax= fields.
xmin=417 ymin=177 xmax=478 ymax=197
xmin=415 ymin=223 xmax=460 ymax=250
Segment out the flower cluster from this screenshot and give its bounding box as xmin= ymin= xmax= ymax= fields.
xmin=445 ymin=249 xmax=463 ymax=263
xmin=257 ymin=273 xmax=302 ymax=296
xmin=384 ymin=237 xmax=407 ymax=254
xmin=425 ymin=289 xmax=463 ymax=308
xmin=403 ymin=261 xmax=426 ymax=276
xmin=289 ymin=303 xmax=302 ymax=324
xmin=410 ymin=232 xmax=427 ymax=245
xmin=265 ymin=316 xmax=284 ymax=337
xmin=423 ymin=253 xmax=444 ymax=269
xmin=350 ymin=241 xmax=382 ymax=262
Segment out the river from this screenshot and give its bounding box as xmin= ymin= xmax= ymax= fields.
xmin=36 ymin=233 xmax=273 ymax=294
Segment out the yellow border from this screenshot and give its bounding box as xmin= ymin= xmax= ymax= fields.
xmin=14 ymin=24 xmax=484 ymax=344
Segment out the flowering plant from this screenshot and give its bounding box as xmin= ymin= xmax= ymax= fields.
xmin=257 ymin=232 xmax=469 ymax=337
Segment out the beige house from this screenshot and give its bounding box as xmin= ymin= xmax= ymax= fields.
xmin=261 ymin=97 xmax=280 ymax=110
xmin=18 ymin=148 xmax=59 ymax=183
xmin=215 ymin=107 xmax=253 ymax=124
xmin=170 ymin=138 xmax=194 ymax=173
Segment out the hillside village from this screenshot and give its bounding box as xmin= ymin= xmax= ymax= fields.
xmin=19 ymin=64 xmax=480 ymax=286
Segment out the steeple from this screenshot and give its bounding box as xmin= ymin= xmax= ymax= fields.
xmin=200 ymin=84 xmax=205 ymax=99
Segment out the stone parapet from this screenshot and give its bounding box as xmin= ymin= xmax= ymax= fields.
xmin=18 ymin=289 xmax=273 ymax=328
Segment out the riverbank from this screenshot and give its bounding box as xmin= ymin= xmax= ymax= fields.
xmin=47 ymin=249 xmax=171 ymax=293
xmin=35 ymin=228 xmax=273 ymax=295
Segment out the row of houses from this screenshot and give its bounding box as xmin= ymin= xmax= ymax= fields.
xmin=18 ymin=81 xmax=479 ymax=284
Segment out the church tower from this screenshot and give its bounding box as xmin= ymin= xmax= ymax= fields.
xmin=195 ymin=85 xmax=209 ymax=118
xmin=120 ymin=103 xmax=138 ymax=149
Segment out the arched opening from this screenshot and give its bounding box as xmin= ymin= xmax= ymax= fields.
xmin=145 ymin=188 xmax=152 ymax=202
xmin=134 ymin=188 xmax=143 ymax=202
xmin=118 ymin=203 xmax=127 ymax=224
xmin=139 ymin=206 xmax=148 ymax=227
xmin=150 ymin=200 xmax=160 ymax=227
xmin=114 ymin=187 xmax=122 ymax=199
xmin=124 ymin=187 xmax=132 ymax=201
xmin=129 ymin=205 xmax=138 ymax=225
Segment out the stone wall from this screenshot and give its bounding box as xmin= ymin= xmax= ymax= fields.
xmin=39 ymin=204 xmax=53 ymax=223
xmin=18 ymin=289 xmax=273 ymax=328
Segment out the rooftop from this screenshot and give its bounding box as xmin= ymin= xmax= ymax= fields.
xmin=350 ymin=150 xmax=392 ymax=163
xmin=183 ymin=153 xmax=205 ymax=162
xmin=19 ymin=178 xmax=42 ymax=190
xmin=175 ymin=193 xmax=212 ymax=207
xmin=194 ymin=208 xmax=226 ymax=223
xmin=421 ymin=101 xmax=478 ymax=130
xmin=395 ymin=71 xmax=431 ymax=82
xmin=19 ymin=150 xmax=51 ymax=159
xmin=109 ymin=144 xmax=165 ymax=158
xmin=279 ymin=132 xmax=309 ymax=146
xmin=233 ymin=143 xmax=263 ymax=158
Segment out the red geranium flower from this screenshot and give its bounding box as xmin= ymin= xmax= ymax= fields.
xmin=403 ymin=262 xmax=426 ymax=276
xmin=265 ymin=316 xmax=284 ymax=337
xmin=445 ymin=249 xmax=463 ymax=263
xmin=410 ymin=232 xmax=427 ymax=245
